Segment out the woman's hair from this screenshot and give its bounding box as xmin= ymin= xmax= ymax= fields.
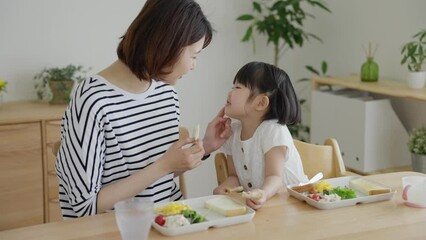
xmin=117 ymin=0 xmax=213 ymax=81
xmin=233 ymin=61 xmax=301 ymax=125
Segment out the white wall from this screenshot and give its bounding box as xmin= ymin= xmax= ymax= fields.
xmin=1 ymin=0 xmax=425 ymax=198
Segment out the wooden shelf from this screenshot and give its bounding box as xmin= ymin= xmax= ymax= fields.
xmin=0 ymin=101 xmax=66 ymax=124
xmin=312 ymin=75 xmax=426 ymax=102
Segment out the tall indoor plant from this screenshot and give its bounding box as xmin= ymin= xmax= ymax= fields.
xmin=408 ymin=127 xmax=426 ymax=173
xmin=401 ymin=29 xmax=426 ymax=89
xmin=237 ymin=0 xmax=331 ymax=141
xmin=34 ymin=64 xmax=90 ymax=104
xmin=237 ymin=0 xmax=331 ymax=66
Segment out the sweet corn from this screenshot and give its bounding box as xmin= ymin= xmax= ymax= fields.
xmin=155 ymin=202 xmax=191 ymax=216
xmin=314 ymin=180 xmax=333 ymax=193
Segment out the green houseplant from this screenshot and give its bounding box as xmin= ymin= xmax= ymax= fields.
xmin=408 ymin=127 xmax=426 ymax=173
xmin=237 ymin=0 xmax=331 ymax=66
xmin=237 ymin=0 xmax=331 ymax=141
xmin=34 ymin=64 xmax=90 ymax=104
xmin=292 ymin=60 xmax=329 ymax=141
xmin=401 ymin=30 xmax=426 ymax=89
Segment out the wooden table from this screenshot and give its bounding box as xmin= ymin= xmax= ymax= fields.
xmin=1 ymin=172 xmax=425 ymax=240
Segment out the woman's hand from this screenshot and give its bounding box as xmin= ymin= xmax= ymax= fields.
xmin=160 ymin=137 xmax=205 ymax=173
xmin=203 ymin=107 xmax=232 ymax=154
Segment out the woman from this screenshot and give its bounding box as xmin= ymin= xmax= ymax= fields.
xmin=56 ymin=0 xmax=231 ymax=219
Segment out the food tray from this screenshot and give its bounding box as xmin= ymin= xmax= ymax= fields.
xmin=152 ymin=195 xmax=255 ymax=236
xmin=287 ymin=176 xmax=396 ymax=210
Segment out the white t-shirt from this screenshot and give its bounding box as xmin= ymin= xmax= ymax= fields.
xmin=222 ymin=120 xmax=308 ymax=189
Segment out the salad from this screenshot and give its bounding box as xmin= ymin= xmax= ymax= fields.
xmin=154 ymin=202 xmax=206 ymax=228
xmin=305 ymin=180 xmax=356 ymax=203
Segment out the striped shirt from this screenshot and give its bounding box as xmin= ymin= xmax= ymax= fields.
xmin=55 ymin=75 xmax=182 ymax=219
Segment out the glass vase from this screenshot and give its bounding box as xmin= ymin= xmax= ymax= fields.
xmin=361 ymin=57 xmax=379 ymax=82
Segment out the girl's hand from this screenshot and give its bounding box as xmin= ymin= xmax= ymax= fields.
xmin=203 ymin=107 xmax=232 ymax=154
xmin=245 ymin=189 xmax=267 ymax=210
xmin=213 ymin=186 xmax=228 ymax=195
xmin=161 ymin=137 xmax=205 ymax=173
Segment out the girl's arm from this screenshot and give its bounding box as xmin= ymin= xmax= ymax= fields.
xmin=246 ymin=146 xmax=286 ymax=210
xmin=213 ymin=155 xmax=240 ymax=194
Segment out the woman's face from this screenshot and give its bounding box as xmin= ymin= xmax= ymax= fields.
xmin=160 ymin=37 xmax=205 ymax=84
xmin=224 ymin=83 xmax=252 ymax=119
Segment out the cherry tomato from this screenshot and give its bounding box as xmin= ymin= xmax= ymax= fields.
xmin=308 ymin=193 xmax=322 ymax=202
xmin=155 ymin=215 xmax=166 ymax=226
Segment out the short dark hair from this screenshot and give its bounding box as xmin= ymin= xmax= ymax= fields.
xmin=233 ymin=62 xmax=301 ymax=125
xmin=117 ymin=0 xmax=213 ymax=81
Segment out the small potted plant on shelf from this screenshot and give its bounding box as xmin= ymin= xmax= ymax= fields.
xmin=34 ymin=64 xmax=90 ymax=104
xmin=401 ymin=29 xmax=426 ymax=89
xmin=0 ymin=79 xmax=7 ymax=104
xmin=408 ymin=127 xmax=426 ymax=173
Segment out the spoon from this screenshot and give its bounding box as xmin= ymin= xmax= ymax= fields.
xmin=299 ymin=172 xmax=323 ymax=186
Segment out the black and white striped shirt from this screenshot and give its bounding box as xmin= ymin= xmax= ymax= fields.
xmin=56 ymin=75 xmax=182 ymax=219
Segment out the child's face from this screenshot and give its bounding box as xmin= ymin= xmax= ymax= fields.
xmin=224 ymin=83 xmax=252 ymax=119
xmin=160 ymin=36 xmax=205 ymax=85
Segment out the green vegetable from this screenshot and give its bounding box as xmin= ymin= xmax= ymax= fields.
xmin=327 ymin=187 xmax=357 ymax=199
xmin=182 ymin=209 xmax=206 ymax=224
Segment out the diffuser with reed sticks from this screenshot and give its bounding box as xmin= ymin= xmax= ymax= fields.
xmin=361 ymin=43 xmax=379 ymax=82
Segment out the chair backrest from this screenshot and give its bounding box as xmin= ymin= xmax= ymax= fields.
xmin=52 ymin=127 xmax=189 ymax=199
xmin=214 ymin=138 xmax=349 ymax=186
xmin=293 ymin=138 xmax=347 ymax=179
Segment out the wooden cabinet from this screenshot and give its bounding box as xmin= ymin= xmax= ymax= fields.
xmin=0 ymin=101 xmax=66 ymax=230
xmin=0 ymin=123 xmax=43 ymax=230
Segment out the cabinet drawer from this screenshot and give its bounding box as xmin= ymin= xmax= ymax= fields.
xmin=0 ymin=123 xmax=44 ymax=230
xmin=48 ymin=199 xmax=63 ymax=222
xmin=45 ymin=120 xmax=62 ymax=144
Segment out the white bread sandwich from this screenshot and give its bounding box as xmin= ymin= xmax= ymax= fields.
xmin=349 ymin=178 xmax=391 ymax=195
xmin=204 ymin=196 xmax=247 ymax=217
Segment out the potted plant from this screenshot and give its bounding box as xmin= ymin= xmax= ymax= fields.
xmin=237 ymin=0 xmax=331 ymax=66
xmin=236 ymin=0 xmax=330 ymax=141
xmin=292 ymin=60 xmax=329 ymax=142
xmin=408 ymin=127 xmax=426 ymax=173
xmin=34 ymin=64 xmax=90 ymax=104
xmin=401 ymin=30 xmax=426 ymax=89
xmin=0 ymin=79 xmax=7 ymax=105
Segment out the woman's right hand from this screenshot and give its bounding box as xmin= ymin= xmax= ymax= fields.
xmin=160 ymin=137 xmax=205 ymax=173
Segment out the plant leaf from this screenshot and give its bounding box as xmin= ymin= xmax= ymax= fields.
xmin=253 ymin=1 xmax=261 ymax=13
xmin=306 ymin=65 xmax=320 ymax=75
xmin=236 ymin=14 xmax=254 ymax=21
xmin=307 ymin=0 xmax=332 ymax=13
xmin=242 ymin=26 xmax=253 ymax=42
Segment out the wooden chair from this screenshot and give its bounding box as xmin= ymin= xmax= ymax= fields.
xmin=214 ymin=138 xmax=356 ymax=185
xmin=52 ymin=127 xmax=189 ymax=199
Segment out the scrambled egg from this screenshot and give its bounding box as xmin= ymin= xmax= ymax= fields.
xmin=155 ymin=202 xmax=191 ymax=216
xmin=314 ymin=180 xmax=333 ymax=193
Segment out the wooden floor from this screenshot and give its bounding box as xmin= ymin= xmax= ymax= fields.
xmin=347 ymin=165 xmax=413 ymax=176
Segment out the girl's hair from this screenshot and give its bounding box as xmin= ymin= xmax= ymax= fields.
xmin=233 ymin=61 xmax=301 ymax=126
xmin=117 ymin=0 xmax=213 ymax=81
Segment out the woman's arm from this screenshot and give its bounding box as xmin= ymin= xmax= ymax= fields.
xmin=202 ymin=107 xmax=232 ymax=155
xmin=97 ymin=138 xmax=204 ymax=213
xmin=246 ymin=146 xmax=286 ymax=210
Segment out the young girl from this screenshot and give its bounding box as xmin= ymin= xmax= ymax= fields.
xmin=213 ymin=61 xmax=308 ymax=210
